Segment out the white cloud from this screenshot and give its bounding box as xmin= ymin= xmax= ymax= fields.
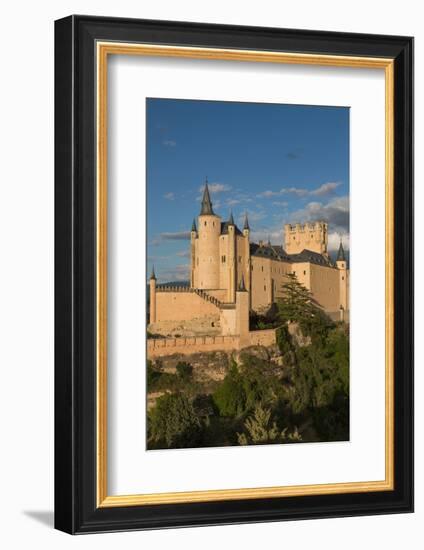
xmin=250 ymin=226 xmax=283 ymax=244
xmin=310 ymin=181 xmax=341 ymax=196
xmin=328 ymin=231 xmax=350 ymax=252
xmin=176 ymin=250 xmax=190 ymax=258
xmin=159 ymin=231 xmax=190 ymax=241
xmin=163 ymin=192 xmax=175 ymax=200
xmin=289 ymin=195 xmax=349 ymax=235
xmin=157 ymin=264 xmax=190 ymax=283
xmin=257 ymin=190 xmax=281 ymax=198
xmin=150 ymin=231 xmax=191 ymax=246
xmin=280 ymin=187 xmax=309 ymax=197
xmin=162 ymin=139 xmax=176 ymax=147
xmin=257 ymin=181 xmax=342 ymax=200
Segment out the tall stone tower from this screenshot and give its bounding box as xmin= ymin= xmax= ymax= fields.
xmin=242 ymin=212 xmax=251 ymax=303
xmin=196 ymin=181 xmax=221 ymax=289
xmin=190 ymin=218 xmax=197 ymax=287
xmin=284 ymin=221 xmax=328 ymax=255
xmin=336 ymin=239 xmax=348 ymax=317
xmin=226 ymin=211 xmax=236 ymax=303
xmin=149 ymin=266 xmax=157 ymax=324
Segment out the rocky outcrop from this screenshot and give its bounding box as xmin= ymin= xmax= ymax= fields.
xmin=287 ymin=322 xmax=311 ymax=347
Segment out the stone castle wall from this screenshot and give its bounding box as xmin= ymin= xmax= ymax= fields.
xmin=147 ymin=328 xmax=277 ymax=358
xmin=155 ymin=288 xmax=220 ymax=322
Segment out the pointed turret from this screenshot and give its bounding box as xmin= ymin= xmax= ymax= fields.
xmin=336 ymin=237 xmax=348 ymax=319
xmin=200 ymin=179 xmax=214 ymax=215
xmin=238 ymin=274 xmax=246 ymax=292
xmin=149 ymin=266 xmax=157 ymax=323
xmin=337 ymin=239 xmax=346 ymax=262
xmin=228 ymin=210 xmax=235 ymax=225
xmin=243 ymin=212 xmax=250 ymax=231
xmin=191 ymin=218 xmax=197 ymax=232
xmin=197 ymin=177 xmax=221 ymax=290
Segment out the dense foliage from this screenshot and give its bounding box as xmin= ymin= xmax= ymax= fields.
xmin=148 ymin=393 xmax=201 ymax=448
xmin=147 ymin=274 xmax=349 ymax=449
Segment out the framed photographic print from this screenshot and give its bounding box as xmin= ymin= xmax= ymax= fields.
xmin=54 ymin=15 xmax=414 ymax=533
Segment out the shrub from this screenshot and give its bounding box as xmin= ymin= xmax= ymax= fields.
xmin=212 ymin=364 xmax=246 ymax=417
xmin=148 ymin=393 xmax=201 ymax=448
xmin=237 ymin=404 xmax=302 ymax=445
xmin=176 ymin=361 xmax=193 ymax=381
xmin=147 ymin=360 xmax=161 ymax=387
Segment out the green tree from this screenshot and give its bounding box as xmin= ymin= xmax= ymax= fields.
xmin=212 ymin=363 xmax=246 ymax=417
xmin=277 ymin=272 xmax=334 ymax=343
xmin=176 ymin=361 xmax=193 ymax=381
xmin=147 ymin=360 xmax=161 ymax=388
xmin=237 ymin=404 xmax=302 ymax=445
xmin=148 ymin=393 xmax=201 ymax=448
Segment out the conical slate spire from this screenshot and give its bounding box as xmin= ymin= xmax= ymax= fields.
xmin=337 ymin=239 xmax=346 ymax=262
xmin=200 ymin=180 xmax=214 ymax=215
xmin=191 ymin=218 xmax=197 ymax=232
xmin=238 ymin=274 xmax=246 ymax=291
xmin=228 ymin=210 xmax=235 ymax=225
xmin=243 ymin=212 xmax=250 ymax=231
xmin=150 ymin=265 xmax=156 ymax=280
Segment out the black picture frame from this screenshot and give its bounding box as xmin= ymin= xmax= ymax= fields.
xmin=55 ymin=15 xmax=414 ymax=534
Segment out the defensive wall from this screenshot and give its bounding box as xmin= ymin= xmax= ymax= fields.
xmin=147 ymin=328 xmax=277 ymax=358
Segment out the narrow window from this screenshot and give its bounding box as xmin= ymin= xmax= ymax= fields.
xmin=304 ymin=270 xmax=306 ymax=275
xmin=204 ymin=221 xmax=207 ymax=226
xmin=264 ymin=285 xmax=266 ymax=291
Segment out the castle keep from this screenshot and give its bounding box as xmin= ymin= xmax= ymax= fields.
xmin=148 ymin=183 xmax=349 ymax=353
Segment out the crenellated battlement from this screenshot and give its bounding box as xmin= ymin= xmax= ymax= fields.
xmin=284 ymin=221 xmax=327 ymax=233
xmin=284 ymin=220 xmax=328 ymax=255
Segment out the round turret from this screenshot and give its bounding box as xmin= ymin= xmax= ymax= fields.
xmin=196 ymin=182 xmax=221 ymax=289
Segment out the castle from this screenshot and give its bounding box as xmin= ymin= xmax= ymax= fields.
xmin=148 ymin=182 xmax=349 ymax=354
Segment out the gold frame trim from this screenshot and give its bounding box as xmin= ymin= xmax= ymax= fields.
xmin=96 ymin=42 xmax=395 ymax=508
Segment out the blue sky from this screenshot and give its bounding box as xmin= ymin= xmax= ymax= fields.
xmin=147 ymin=98 xmax=349 ymax=283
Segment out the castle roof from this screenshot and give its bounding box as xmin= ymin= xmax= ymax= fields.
xmin=238 ymin=274 xmax=247 ymax=291
xmin=200 ymin=181 xmax=214 ymax=215
xmin=337 ymin=240 xmax=346 ymax=261
xmin=250 ymin=242 xmax=334 ymax=267
xmin=243 ymin=212 xmax=250 ymax=230
xmin=220 ymin=221 xmax=243 ymax=236
xmin=287 ymin=249 xmax=334 ymax=267
xmin=191 ymin=218 xmax=197 ymax=232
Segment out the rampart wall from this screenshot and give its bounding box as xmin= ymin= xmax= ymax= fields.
xmin=147 ymin=328 xmax=277 ymax=358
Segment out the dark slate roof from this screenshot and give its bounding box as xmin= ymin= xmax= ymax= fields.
xmin=250 ymin=242 xmax=334 ymax=267
xmin=200 ymin=182 xmax=214 ymax=215
xmin=191 ymin=218 xmax=197 ymax=232
xmin=228 ymin=211 xmax=235 ymax=225
xmin=239 ymin=274 xmax=246 ymax=291
xmin=337 ymin=241 xmax=346 ymax=261
xmin=220 ymin=221 xmax=243 ymax=236
xmin=288 ymin=249 xmax=334 ymax=266
xmin=243 ymin=212 xmax=250 ymax=230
